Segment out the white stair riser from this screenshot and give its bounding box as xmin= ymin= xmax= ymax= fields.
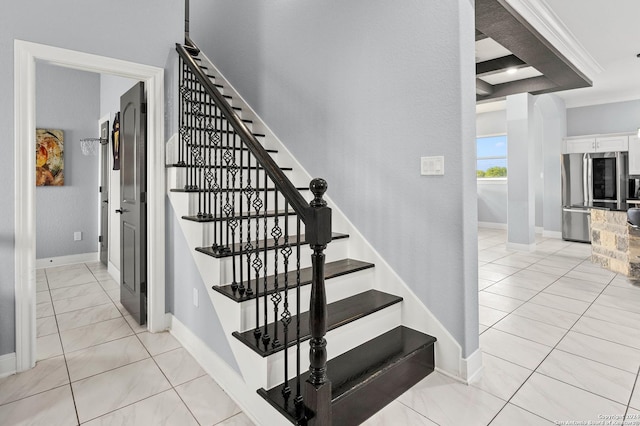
xmin=237 ymin=268 xmax=374 ymax=332
xmin=168 ymin=165 xmax=291 ymax=190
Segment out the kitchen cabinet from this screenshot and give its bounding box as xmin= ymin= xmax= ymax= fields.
xmin=629 ymin=135 xmax=640 ymax=175
xmin=563 ymin=134 xmax=629 ymax=154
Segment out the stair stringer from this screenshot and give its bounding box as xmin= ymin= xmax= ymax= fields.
xmin=196 ymin=54 xmax=477 ymax=381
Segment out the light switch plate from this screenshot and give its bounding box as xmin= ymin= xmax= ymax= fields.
xmin=74 ymin=231 xmax=82 ymax=241
xmin=421 ymin=156 xmax=444 ymax=176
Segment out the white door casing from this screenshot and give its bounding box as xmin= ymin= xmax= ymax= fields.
xmin=14 ymin=40 xmax=166 ymax=372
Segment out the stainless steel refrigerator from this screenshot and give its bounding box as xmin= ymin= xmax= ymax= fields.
xmin=561 ymin=151 xmax=628 ymax=242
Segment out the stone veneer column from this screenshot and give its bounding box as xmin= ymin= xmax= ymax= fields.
xmin=507 ymin=93 xmax=536 ymax=250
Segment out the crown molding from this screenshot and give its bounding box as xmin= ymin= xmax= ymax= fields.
xmin=503 ymin=0 xmax=604 ymax=80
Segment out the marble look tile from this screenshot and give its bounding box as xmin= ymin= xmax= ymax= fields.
xmin=37 ymin=333 xmax=63 ymax=361
xmin=565 ymin=268 xmax=615 ymax=285
xmin=154 ymin=347 xmax=206 ymax=386
xmin=98 ymin=278 xmax=119 ymax=291
xmin=482 ymin=281 xmax=538 ymax=301
xmin=397 ymin=372 xmax=505 ymax=426
xmin=497 ymin=270 xmax=558 ymax=291
xmin=217 ymin=412 xmax=257 ymax=426
xmin=0 ymin=385 xmax=77 ymax=426
xmin=106 ymin=288 xmax=120 ymax=302
xmin=527 ymin=292 xmax=591 ymax=315
xmin=608 ymin=275 xmax=640 ymax=288
xmin=492 ymin=255 xmax=535 ymax=269
xmin=584 ymin=302 xmax=640 ymax=328
xmin=478 ymin=264 xmax=519 ymax=282
xmin=72 ymin=358 xmax=171 ymax=423
xmin=56 ymin=303 xmax=121 ymax=332
xmin=542 ymin=277 xmax=604 ymax=303
xmin=572 ymin=316 xmax=640 ymax=350
xmin=533 ymin=256 xmax=580 ymax=271
xmin=625 ymin=408 xmax=640 ymax=425
xmin=596 ymin=286 xmax=640 ymax=314
xmin=52 ymin=291 xmax=112 ymax=315
xmin=490 ymin=403 xmax=554 ymax=425
xmin=60 ymin=317 xmax=133 ymax=353
xmin=82 ymin=389 xmax=198 ymax=426
xmin=469 ymin=353 xmax=532 ymax=401
xmin=525 ymin=263 xmax=570 ymax=278
xmin=50 ymin=282 xmax=105 ymax=301
xmin=511 ymin=302 xmax=580 ymax=330
xmin=493 ymin=314 xmax=567 ymax=347
xmin=47 ymin=269 xmax=97 ymax=289
xmin=84 ymin=261 xmax=106 ymax=271
xmin=361 ymin=400 xmax=436 ymax=426
xmin=537 ymin=350 xmax=635 ymax=404
xmin=479 ymin=325 xmax=489 ymax=334
xmin=511 ymin=373 xmax=625 ymax=423
xmin=36 ymin=290 xmax=51 ymax=304
xmin=37 ymin=316 xmax=59 ymax=337
xmin=176 ymin=375 xmax=241 ymax=426
xmin=478 ymin=292 xmax=524 ymax=312
xmin=556 ymin=331 xmax=640 ymax=374
xmin=36 ymin=279 xmax=49 ymax=292
xmin=0 ymin=356 xmax=69 ymax=405
xmin=90 ymin=270 xmax=113 ymax=281
xmin=66 ymin=335 xmax=149 ymax=382
xmin=46 ymin=263 xmax=88 ymax=274
xmin=478 ymin=278 xmax=496 ymax=291
xmin=36 ymin=299 xmax=54 ymax=318
xmin=479 ymin=305 xmax=509 ymax=327
xmin=124 ymin=315 xmax=146 ymax=333
xmin=137 ymin=331 xmax=181 ymax=356
xmin=480 ymin=328 xmax=552 ymax=370
xmin=478 ymin=249 xmax=509 ymax=263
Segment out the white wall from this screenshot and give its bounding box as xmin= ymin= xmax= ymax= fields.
xmin=567 ymin=99 xmax=640 ymax=136
xmin=191 ymin=0 xmax=479 ymax=356
xmin=1 ymin=0 xmax=181 ymax=356
xmin=35 ymin=63 xmax=100 ymax=259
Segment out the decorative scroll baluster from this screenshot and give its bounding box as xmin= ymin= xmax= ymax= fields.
xmin=177 ymin=59 xmax=186 ymax=166
xmin=261 ymin=169 xmax=270 ymax=347
xmin=252 ymin=163 xmax=263 ymax=340
xmin=237 ymin=136 xmax=245 ymax=295
xmin=281 ymin=202 xmax=292 ymax=398
xmin=243 ymin=154 xmax=254 ymax=297
xmin=271 ymin=193 xmax=282 ymax=349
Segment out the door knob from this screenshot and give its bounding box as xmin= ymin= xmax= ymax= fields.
xmin=115 ymin=208 xmax=129 ymax=214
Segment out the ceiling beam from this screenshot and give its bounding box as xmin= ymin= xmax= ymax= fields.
xmin=476 ymin=75 xmax=557 ymax=102
xmin=476 ymin=79 xmax=494 ymax=96
xmin=476 ymin=54 xmax=527 ymax=77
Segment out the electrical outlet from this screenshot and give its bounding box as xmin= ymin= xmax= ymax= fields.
xmin=74 ymin=231 xmax=82 ymax=241
xmin=193 ymin=288 xmax=199 ymax=307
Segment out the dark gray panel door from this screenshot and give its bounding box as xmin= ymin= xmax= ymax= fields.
xmin=99 ymin=120 xmax=110 ymax=266
xmin=119 ymin=82 xmax=147 ymax=325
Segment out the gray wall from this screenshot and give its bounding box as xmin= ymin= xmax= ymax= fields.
xmin=36 ymin=63 xmax=100 ymax=259
xmin=567 ymin=99 xmax=640 ymax=136
xmin=1 ymin=0 xmax=181 ymax=356
xmin=191 ymin=0 xmax=479 ymax=356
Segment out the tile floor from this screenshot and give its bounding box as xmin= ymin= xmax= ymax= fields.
xmin=5 ymin=230 xmax=640 ymax=425
xmin=364 ymin=228 xmax=640 ymax=425
xmin=0 ymin=261 xmax=252 ymax=426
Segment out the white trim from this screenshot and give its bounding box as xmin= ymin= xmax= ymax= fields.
xmin=542 ymin=229 xmax=562 ymax=239
xmin=478 ymin=221 xmax=508 ymax=230
xmin=14 ymin=40 xmax=166 ymax=372
xmin=36 ymin=252 xmax=99 ymax=269
xmin=477 ymin=178 xmax=507 ymax=185
xmin=506 ymin=241 xmax=537 ymax=252
xmin=0 ymin=353 xmax=17 ymax=379
xmin=460 ymin=348 xmax=484 ymax=384
xmin=107 ymin=261 xmax=120 ymax=282
xmin=503 ymin=0 xmax=603 ymax=80
xmin=169 ymin=315 xmax=283 ymax=426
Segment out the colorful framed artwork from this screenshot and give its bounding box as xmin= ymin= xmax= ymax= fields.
xmin=36 ymin=128 xmax=64 ymax=186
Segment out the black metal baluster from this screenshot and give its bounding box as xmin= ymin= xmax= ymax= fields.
xmin=252 ymin=163 xmax=263 ymax=341
xmin=197 ymin=81 xmax=204 ymax=217
xmin=204 ymin=95 xmax=213 ymax=218
xmin=261 ymin=169 xmax=270 ymax=347
xmin=271 ymin=192 xmax=281 ymax=350
xmin=281 ymin=202 xmax=292 ymax=398
xmin=243 ymin=154 xmax=254 ymax=297
xmin=237 ymin=133 xmax=245 ymax=296
xmin=177 ymin=58 xmax=185 ymax=167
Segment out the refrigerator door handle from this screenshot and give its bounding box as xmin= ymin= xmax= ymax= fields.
xmin=562 ymin=208 xmax=591 ymax=214
xmin=585 ymin=153 xmax=593 ymax=205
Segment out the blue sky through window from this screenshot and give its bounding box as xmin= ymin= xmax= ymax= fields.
xmin=477 ymin=135 xmax=507 ymax=172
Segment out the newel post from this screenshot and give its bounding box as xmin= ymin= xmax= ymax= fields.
xmin=305 ymin=178 xmax=332 ymax=425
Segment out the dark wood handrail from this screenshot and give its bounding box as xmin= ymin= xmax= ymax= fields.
xmin=176 ymin=43 xmax=312 ymax=224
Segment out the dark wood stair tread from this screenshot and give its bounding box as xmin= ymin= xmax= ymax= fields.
xmin=258 ymin=326 xmax=436 ymax=425
xmin=196 ymin=232 xmax=348 ymax=259
xmin=233 ymin=289 xmax=401 ymax=357
xmin=214 ymin=259 xmax=375 ymax=302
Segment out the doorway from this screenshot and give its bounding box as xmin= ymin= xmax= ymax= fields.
xmin=14 ymin=40 xmax=166 ymax=372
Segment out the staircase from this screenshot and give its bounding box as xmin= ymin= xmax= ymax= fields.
xmin=171 ymin=39 xmax=437 ymax=425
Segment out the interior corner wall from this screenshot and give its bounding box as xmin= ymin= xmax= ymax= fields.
xmin=567 ymin=99 xmax=640 ymax=136
xmin=36 ymin=63 xmax=100 ymax=259
xmin=191 ymin=0 xmax=479 ymax=356
xmin=1 ymin=0 xmax=182 ymax=357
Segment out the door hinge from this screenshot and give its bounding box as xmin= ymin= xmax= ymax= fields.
xmin=98 ymin=236 xmax=102 ymax=243
xmin=141 ymin=103 xmax=147 ymax=114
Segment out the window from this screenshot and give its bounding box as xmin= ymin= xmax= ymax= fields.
xmin=477 ymin=135 xmax=507 ymax=179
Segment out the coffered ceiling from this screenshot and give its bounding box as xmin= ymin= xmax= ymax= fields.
xmin=475 ymin=0 xmax=592 ymax=103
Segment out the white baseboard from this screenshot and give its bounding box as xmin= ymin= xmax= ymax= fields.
xmin=108 ymin=261 xmax=120 ymax=282
xmin=0 ymin=353 xmax=16 ymax=378
xmin=460 ymin=348 xmax=484 ymax=384
xmin=168 ymin=314 xmax=283 ymax=426
xmin=36 ymin=252 xmax=99 ymax=269
xmin=542 ymin=230 xmax=562 ymax=239
xmin=478 ymin=221 xmax=507 ymax=230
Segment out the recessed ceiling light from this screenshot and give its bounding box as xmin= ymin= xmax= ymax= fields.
xmin=506 ymin=67 xmax=518 ymax=75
